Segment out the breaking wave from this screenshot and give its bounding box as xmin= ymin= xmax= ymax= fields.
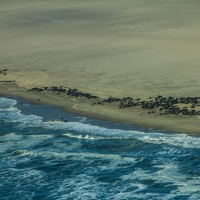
xmin=1 ymin=97 xmax=200 ymax=199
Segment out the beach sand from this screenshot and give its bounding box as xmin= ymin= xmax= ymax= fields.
xmin=1 ymin=0 xmax=200 ymax=133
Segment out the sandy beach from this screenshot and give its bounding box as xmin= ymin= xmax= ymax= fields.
xmin=1 ymin=0 xmax=200 ymax=134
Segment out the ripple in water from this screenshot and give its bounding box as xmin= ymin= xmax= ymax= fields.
xmin=0 ymin=97 xmax=200 ymax=199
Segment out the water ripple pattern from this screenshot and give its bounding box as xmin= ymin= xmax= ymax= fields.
xmin=0 ymin=97 xmax=200 ymax=200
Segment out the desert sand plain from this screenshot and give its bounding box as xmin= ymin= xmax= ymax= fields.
xmin=1 ymin=0 xmax=200 ymax=133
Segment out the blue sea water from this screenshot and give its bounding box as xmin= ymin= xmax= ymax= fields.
xmin=1 ymin=97 xmax=200 ymax=200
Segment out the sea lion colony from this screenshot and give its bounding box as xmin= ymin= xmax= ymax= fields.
xmin=28 ymin=86 xmax=200 ymax=116
xmin=1 ymin=69 xmax=200 ymax=116
xmin=0 ymin=69 xmax=8 ymax=76
xmin=0 ymin=69 xmax=15 ymax=82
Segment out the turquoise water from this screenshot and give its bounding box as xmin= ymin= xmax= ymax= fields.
xmin=1 ymin=97 xmax=200 ymax=200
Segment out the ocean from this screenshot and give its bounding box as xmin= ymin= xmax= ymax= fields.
xmin=0 ymin=97 xmax=200 ymax=200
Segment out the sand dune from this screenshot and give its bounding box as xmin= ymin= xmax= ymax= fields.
xmin=1 ymin=0 xmax=200 ymax=97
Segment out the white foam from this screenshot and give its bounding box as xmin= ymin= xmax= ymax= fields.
xmin=1 ymin=97 xmax=200 ymax=149
xmin=63 ymin=133 xmax=103 ymax=140
xmin=49 ymin=121 xmax=200 ymax=148
xmin=12 ymin=149 xmax=33 ymax=156
xmin=140 ymin=134 xmax=200 ymax=148
xmin=0 ymin=133 xmax=54 ymax=153
xmin=34 ymin=150 xmax=135 ymax=163
xmin=0 ymin=97 xmax=17 ymax=109
xmin=49 ymin=173 xmax=147 ymax=200
xmin=0 ymin=133 xmax=22 ymax=141
xmin=3 ymin=116 xmax=200 ymax=149
xmin=0 ymin=101 xmax=42 ymax=123
xmin=43 ymin=121 xmax=145 ymax=139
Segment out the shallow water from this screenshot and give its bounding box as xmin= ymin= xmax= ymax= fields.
xmin=1 ymin=97 xmax=200 ymax=200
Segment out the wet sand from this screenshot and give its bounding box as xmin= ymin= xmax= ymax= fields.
xmin=1 ymin=82 xmax=200 ymax=134
xmin=1 ymin=0 xmax=200 ymax=134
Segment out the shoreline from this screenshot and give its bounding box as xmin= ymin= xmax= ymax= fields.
xmin=1 ymin=0 xmax=200 ymax=135
xmin=1 ymin=82 xmax=200 ymax=135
